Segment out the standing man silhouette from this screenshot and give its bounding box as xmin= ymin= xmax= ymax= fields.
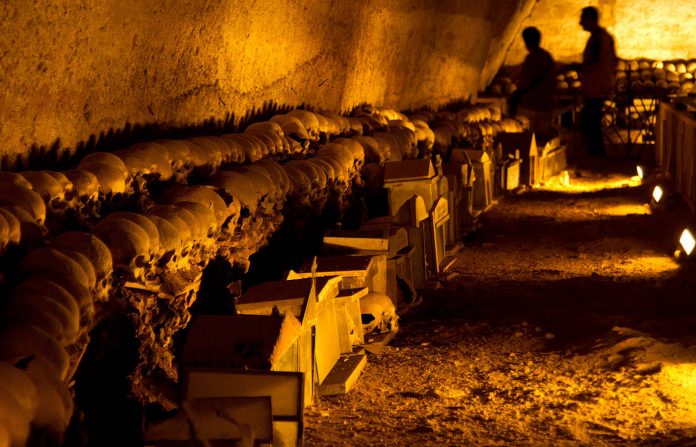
xmin=578 ymin=6 xmax=617 ymax=157
xmin=511 ymin=27 xmax=556 ymax=140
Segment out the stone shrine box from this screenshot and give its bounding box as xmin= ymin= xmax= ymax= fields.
xmin=180 ymin=315 xmax=305 ymax=445
xmin=289 ymin=255 xmax=385 ymax=297
xmin=235 ymin=276 xmax=342 ymax=406
xmin=498 ymin=155 xmax=522 ymax=192
xmin=383 ymin=159 xmax=440 ymax=215
xmin=323 ymin=226 xmax=409 ymax=259
xmin=181 ymin=314 xmax=302 ymax=372
xmin=359 ymin=215 xmax=422 ymax=297
xmin=144 ymin=396 xmax=274 ymax=447
xmin=322 ymin=226 xmax=413 ymax=306
xmin=287 ymin=257 xmax=383 ymax=353
xmin=332 ymin=287 xmax=368 ymax=353
xmin=540 ymin=139 xmax=567 ymax=182
xmin=444 ymin=150 xmax=476 ymax=240
xmin=183 ymin=369 xmax=304 ymax=447
xmin=424 ymin=197 xmax=450 ymax=274
xmin=460 ymin=149 xmax=493 ymax=210
xmin=497 ymin=132 xmax=540 ymax=186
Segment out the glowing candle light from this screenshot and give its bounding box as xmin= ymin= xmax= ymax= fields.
xmin=652 ymin=185 xmax=663 ymax=203
xmin=679 ymin=229 xmax=695 ymax=256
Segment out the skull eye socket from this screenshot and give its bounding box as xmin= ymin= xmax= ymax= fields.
xmin=49 ymin=197 xmax=68 ymax=209
xmin=361 ymin=314 xmax=376 ymax=325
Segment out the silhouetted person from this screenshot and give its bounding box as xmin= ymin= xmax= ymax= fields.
xmin=510 ymin=27 xmax=556 ymax=139
xmin=578 ymin=6 xmax=617 ymax=157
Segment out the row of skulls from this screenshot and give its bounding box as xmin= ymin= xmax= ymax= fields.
xmin=493 ymin=58 xmax=696 ymax=97
xmin=0 ymin=103 xmax=525 ymax=443
xmin=614 ymin=59 xmax=696 ymax=95
xmin=409 ymin=107 xmax=528 ymax=154
xmin=0 ymin=230 xmax=112 ymax=445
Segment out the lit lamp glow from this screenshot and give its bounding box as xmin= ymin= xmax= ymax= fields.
xmin=652 ymin=185 xmax=664 ymax=203
xmin=679 ymin=229 xmax=695 ymax=257
xmin=636 ymin=165 xmax=645 ymax=179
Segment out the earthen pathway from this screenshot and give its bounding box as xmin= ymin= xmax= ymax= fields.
xmin=305 ymin=161 xmax=696 ymax=447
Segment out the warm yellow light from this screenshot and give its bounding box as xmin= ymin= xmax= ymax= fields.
xmin=636 ymin=165 xmax=644 ymax=179
xmin=560 ymin=170 xmax=570 ymax=186
xmin=680 ymin=229 xmax=695 ymax=256
xmin=538 ymin=172 xmax=642 ymax=193
xmin=652 ymin=185 xmax=663 ymax=203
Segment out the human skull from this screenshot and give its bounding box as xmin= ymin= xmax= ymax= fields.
xmin=76 ymin=162 xmax=128 ymax=196
xmin=142 ymin=214 xmax=189 ymax=273
xmin=18 ymin=248 xmax=91 ymax=291
xmin=186 ymin=137 xmax=227 ymax=168
xmin=282 ymin=165 xmax=312 ymax=200
xmin=287 ymin=110 xmax=320 ymax=142
xmin=154 ymin=139 xmax=194 ymax=181
xmin=7 ymin=279 xmax=81 ymax=344
xmin=256 ymin=159 xmax=290 ymax=197
xmin=161 ymin=185 xmax=235 ymax=229
xmin=173 ymin=201 xmax=220 ymax=254
xmin=79 ymin=152 xmax=128 ymax=177
xmin=0 ymin=205 xmax=47 ymax=250
xmin=17 ymin=171 xmax=76 ymax=218
xmin=0 ymin=184 xmax=47 ymax=225
xmin=0 ymin=208 xmax=21 ymax=247
xmin=270 ymin=115 xmax=310 ymax=142
xmin=180 ymin=139 xmax=222 ymax=174
xmin=360 ymin=292 xmax=399 ymax=334
xmin=239 ymin=164 xmax=285 ymax=212
xmin=316 ymin=155 xmax=349 ymax=186
xmin=222 ymin=133 xmax=268 ymax=163
xmin=93 ymin=216 xmax=154 ymax=283
xmin=0 ymin=172 xmax=33 ymax=189
xmin=106 ymin=212 xmax=161 ymax=250
xmin=354 ymin=136 xmax=387 ymax=165
xmin=0 ymin=324 xmax=70 ymax=381
xmin=333 ymin=138 xmax=366 ymax=175
xmin=115 ymin=143 xmax=174 ymax=182
xmin=218 ymin=135 xmax=249 ymax=164
xmin=25 ymin=356 xmax=74 ymax=437
xmin=375 ymin=132 xmax=403 ymax=160
xmin=63 ymin=169 xmax=101 ymax=219
xmin=306 ymin=158 xmax=336 ymax=186
xmin=245 ymin=120 xmax=284 ymax=137
xmin=51 ymin=231 xmax=114 ymax=303
xmin=316 ymin=111 xmax=342 ymax=141
xmin=146 ymin=205 xmax=199 ymax=264
xmin=346 ymin=117 xmax=364 ymax=136
xmin=210 ymin=171 xmax=258 ymax=216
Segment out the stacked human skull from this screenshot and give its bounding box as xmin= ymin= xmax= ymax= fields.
xmin=0 ymin=229 xmax=114 ymax=445
xmin=0 ymin=99 xmax=523 ymax=443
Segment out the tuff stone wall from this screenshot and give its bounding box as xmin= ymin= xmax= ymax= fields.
xmin=505 ymin=0 xmax=696 ymax=66
xmin=0 ymin=0 xmax=534 ymax=166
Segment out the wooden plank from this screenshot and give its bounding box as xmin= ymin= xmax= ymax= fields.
xmin=319 ymin=354 xmax=367 ymax=396
xmin=362 ymin=330 xmax=396 ymax=355
xmin=384 ymin=159 xmax=435 ymax=182
xmin=144 ymin=397 xmax=273 ymax=445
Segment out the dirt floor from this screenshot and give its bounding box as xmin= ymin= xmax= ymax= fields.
xmin=304 ymin=160 xmax=696 ymax=447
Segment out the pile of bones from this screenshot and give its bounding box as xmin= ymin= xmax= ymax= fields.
xmin=0 ymin=103 xmax=528 ymax=445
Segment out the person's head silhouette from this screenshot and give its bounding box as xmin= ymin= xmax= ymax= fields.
xmin=580 ymin=6 xmax=600 ymax=32
xmin=522 ymin=27 xmax=542 ymax=51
